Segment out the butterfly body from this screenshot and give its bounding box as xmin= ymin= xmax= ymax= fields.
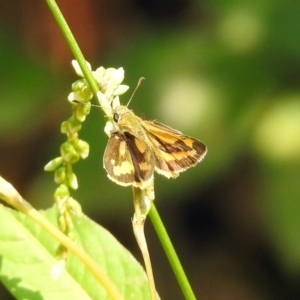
xmin=103 ymin=105 xmax=207 ymax=189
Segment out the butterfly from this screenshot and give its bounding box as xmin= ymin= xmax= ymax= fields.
xmin=103 ymin=104 xmax=207 ymax=189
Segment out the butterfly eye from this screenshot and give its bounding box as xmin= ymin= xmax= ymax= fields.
xmin=113 ymin=112 xmax=120 ymax=123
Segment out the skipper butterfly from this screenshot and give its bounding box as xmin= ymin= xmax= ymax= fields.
xmin=103 ymin=104 xmax=207 ymax=189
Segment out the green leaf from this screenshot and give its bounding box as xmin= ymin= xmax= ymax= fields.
xmin=0 ymin=205 xmax=151 ymax=300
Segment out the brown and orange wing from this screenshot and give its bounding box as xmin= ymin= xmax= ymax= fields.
xmin=103 ymin=131 xmax=155 ymax=188
xmin=142 ymin=121 xmax=207 ymax=178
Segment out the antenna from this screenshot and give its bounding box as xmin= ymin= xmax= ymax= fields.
xmin=126 ymin=77 xmax=145 ymax=107
xmin=73 ymin=77 xmax=145 ymax=109
xmin=72 ymin=100 xmax=101 ymax=108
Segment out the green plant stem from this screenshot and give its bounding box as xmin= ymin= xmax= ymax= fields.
xmin=45 ymin=0 xmax=99 ymax=96
xmin=149 ymin=203 xmax=196 ymax=300
xmin=0 ymin=176 xmax=124 ymax=300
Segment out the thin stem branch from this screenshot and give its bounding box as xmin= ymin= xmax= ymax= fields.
xmin=149 ymin=202 xmax=196 ymax=300
xmin=132 ymin=187 xmax=157 ymax=300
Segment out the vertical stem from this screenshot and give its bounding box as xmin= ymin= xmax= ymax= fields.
xmin=45 ymin=0 xmax=99 ymax=96
xmin=132 ymin=187 xmax=157 ymax=300
xmin=149 ymin=202 xmax=197 ymax=300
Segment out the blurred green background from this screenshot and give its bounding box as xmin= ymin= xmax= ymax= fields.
xmin=1 ymin=0 xmax=300 ymax=299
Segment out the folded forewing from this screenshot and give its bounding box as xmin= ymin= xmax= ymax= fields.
xmin=143 ymin=121 xmax=207 ymax=178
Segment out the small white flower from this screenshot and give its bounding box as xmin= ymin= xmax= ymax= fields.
xmin=112 ymin=96 xmax=121 ymax=109
xmin=104 ymin=68 xmax=117 ymax=81
xmin=72 ymin=60 xmax=91 ymax=77
xmin=93 ymin=66 xmax=106 ymax=83
xmin=113 ymin=85 xmax=129 ymax=96
xmin=112 ymin=68 xmax=125 ymax=86
xmin=67 ymin=91 xmax=85 ymax=103
xmin=104 ymin=120 xmax=114 ymax=137
xmin=95 ymin=66 xmax=106 ymax=76
xmin=97 ymin=91 xmax=107 ymax=107
xmin=97 ymin=91 xmax=113 ymax=117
